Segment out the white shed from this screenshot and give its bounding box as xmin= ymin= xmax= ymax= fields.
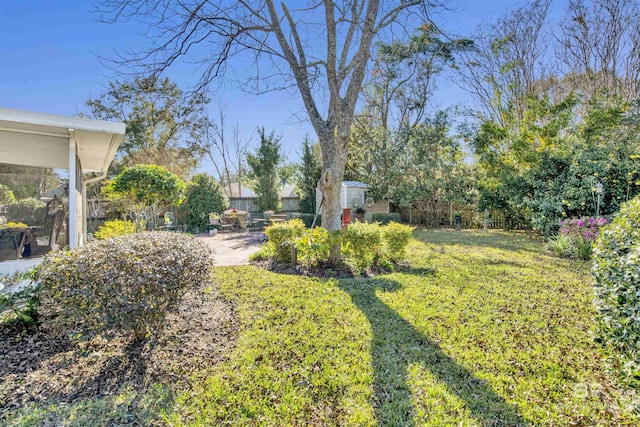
xmin=316 ymin=181 xmax=389 ymax=214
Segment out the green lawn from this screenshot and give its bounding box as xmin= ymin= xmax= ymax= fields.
xmin=5 ymin=229 xmax=637 ymax=426
xmin=169 ymin=229 xmax=636 ymax=426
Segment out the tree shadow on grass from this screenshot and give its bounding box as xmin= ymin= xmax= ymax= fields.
xmin=338 ymin=277 xmax=530 ymax=426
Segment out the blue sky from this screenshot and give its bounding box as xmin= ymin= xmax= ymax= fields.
xmin=0 ymin=0 xmax=549 ymax=175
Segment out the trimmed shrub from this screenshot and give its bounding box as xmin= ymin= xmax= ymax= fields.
xmin=37 ymin=232 xmax=214 ymax=340
xmin=94 ymin=219 xmax=137 ymax=240
xmin=592 ymin=196 xmax=640 ymax=389
xmin=265 ymin=219 xmax=306 ymax=263
xmin=295 ymin=226 xmax=330 ymax=267
xmin=180 ymin=173 xmax=228 ymax=233
xmin=372 ymin=213 xmax=402 ymax=225
xmin=342 ymin=221 xmax=382 ymax=272
xmin=382 ymin=222 xmax=414 ymax=261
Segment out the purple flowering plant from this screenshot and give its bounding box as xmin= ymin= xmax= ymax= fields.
xmin=560 ymin=216 xmax=607 ymax=241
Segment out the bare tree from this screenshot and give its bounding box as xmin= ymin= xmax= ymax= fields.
xmin=458 ymin=0 xmax=552 ymax=123
xmin=193 ymin=105 xmax=253 ymax=197
xmin=95 ymin=0 xmax=447 ymax=261
xmin=557 ymin=0 xmax=640 ymax=102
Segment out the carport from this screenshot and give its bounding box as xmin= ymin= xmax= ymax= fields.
xmin=0 ymin=107 xmax=124 ymax=275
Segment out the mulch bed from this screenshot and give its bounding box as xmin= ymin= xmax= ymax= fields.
xmin=0 ymin=285 xmax=238 ymax=420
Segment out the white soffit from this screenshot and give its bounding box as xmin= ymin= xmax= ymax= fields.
xmin=0 ymin=107 xmax=125 ymax=172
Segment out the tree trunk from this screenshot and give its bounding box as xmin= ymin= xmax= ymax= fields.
xmin=317 ymin=131 xmax=349 ymax=263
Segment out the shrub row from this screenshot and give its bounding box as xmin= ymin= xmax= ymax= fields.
xmin=371 ymin=213 xmax=402 ymax=225
xmin=37 ymin=231 xmax=214 ymax=340
xmin=263 ymin=219 xmax=413 ymax=272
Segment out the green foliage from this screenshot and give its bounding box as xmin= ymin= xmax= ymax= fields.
xmin=381 ymin=222 xmax=414 ymax=261
xmin=180 ymin=173 xmax=228 ymax=233
xmin=0 ymin=271 xmax=39 ymax=325
xmin=86 ymin=76 xmax=208 ymax=179
xmin=474 ymin=95 xmax=640 ymax=235
xmin=544 ymin=233 xmax=574 ymax=257
xmin=6 ymin=198 xmax=46 ymax=225
xmin=592 ymin=196 xmax=640 ymax=390
xmin=295 ymin=226 xmax=331 ymax=266
xmin=296 ymin=136 xmax=322 ymax=214
xmin=297 ymin=213 xmax=320 ymax=228
xmin=573 ymin=237 xmax=594 ymax=261
xmin=351 ymin=112 xmax=475 ymax=227
xmin=264 ymin=219 xmax=306 ymax=263
xmin=37 ymin=232 xmax=214 ymax=340
xmin=106 ymin=164 xmax=185 ymax=208
xmin=371 ymin=212 xmax=402 ymax=225
xmin=247 ymin=128 xmax=282 ymax=212
xmin=0 ymin=183 xmax=16 ymax=206
xmin=342 ymin=221 xmax=382 ymax=271
xmin=93 ymin=219 xmax=137 ymax=240
xmin=0 ymin=164 xmax=61 ymax=200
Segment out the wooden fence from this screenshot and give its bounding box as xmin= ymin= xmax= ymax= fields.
xmin=393 ymin=203 xmax=531 ymax=230
xmin=229 ymin=197 xmax=300 ymax=214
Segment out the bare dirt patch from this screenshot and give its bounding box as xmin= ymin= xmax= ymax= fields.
xmin=0 ymin=285 xmax=238 ymax=421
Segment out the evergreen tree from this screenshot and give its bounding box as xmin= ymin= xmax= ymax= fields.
xmin=247 ymin=128 xmax=282 ymax=212
xmin=297 ymin=136 xmax=322 ymax=213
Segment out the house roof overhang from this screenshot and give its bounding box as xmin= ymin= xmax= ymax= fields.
xmin=0 ymin=107 xmax=125 ymax=172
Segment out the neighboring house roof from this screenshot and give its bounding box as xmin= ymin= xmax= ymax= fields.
xmin=279 ymin=184 xmax=298 ymax=198
xmin=224 ymin=183 xmax=256 ymax=198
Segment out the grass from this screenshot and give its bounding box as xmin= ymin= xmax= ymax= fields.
xmin=167 ymin=229 xmax=636 ymax=426
xmin=4 ymin=229 xmax=637 ymax=425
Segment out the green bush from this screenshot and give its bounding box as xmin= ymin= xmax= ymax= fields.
xmin=180 ymin=173 xmax=228 ymax=233
xmin=381 ymin=222 xmax=414 ymax=261
xmin=342 ymin=221 xmax=382 ymax=272
xmin=265 ymin=219 xmax=306 ymax=263
xmin=297 ymin=213 xmax=320 ymax=228
xmin=37 ymin=232 xmax=214 ymax=340
xmin=592 ymin=196 xmax=640 ymax=389
xmin=94 ymin=219 xmax=137 ymax=240
xmin=372 ymin=213 xmax=402 ymax=225
xmin=0 ymin=270 xmax=39 ymax=325
xmin=0 ymin=183 xmax=15 ymax=206
xmin=6 ymin=197 xmax=46 ymax=225
xmin=295 ymin=227 xmax=330 ymax=266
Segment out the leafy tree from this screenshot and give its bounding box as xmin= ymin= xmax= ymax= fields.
xmin=104 ymin=164 xmax=185 ymax=228
xmin=86 ymin=76 xmax=207 ymax=180
xmin=95 ymin=0 xmax=452 ymax=262
xmin=179 ymin=173 xmax=229 ymax=233
xmin=278 ymin=162 xmax=298 ymax=188
xmin=247 ymin=129 xmax=282 ymax=212
xmin=0 ymin=165 xmax=61 ymax=200
xmin=0 ymin=184 xmax=15 ymax=207
xmin=351 ymin=111 xmax=471 ymax=226
xmin=296 ymin=136 xmax=322 ymax=214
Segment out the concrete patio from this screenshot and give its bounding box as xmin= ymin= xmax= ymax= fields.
xmin=196 ymin=231 xmax=265 ymax=266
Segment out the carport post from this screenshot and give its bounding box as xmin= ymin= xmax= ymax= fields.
xmin=68 ymin=128 xmax=77 ymax=249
